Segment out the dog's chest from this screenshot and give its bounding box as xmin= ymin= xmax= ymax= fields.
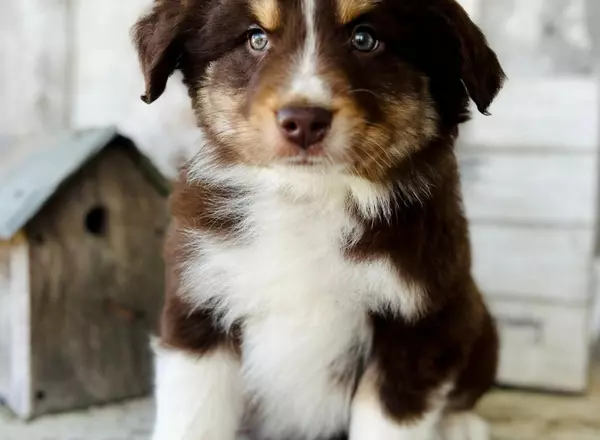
xmin=187 ymin=185 xmax=408 ymax=438
xmin=233 ymin=193 xmax=372 ymax=437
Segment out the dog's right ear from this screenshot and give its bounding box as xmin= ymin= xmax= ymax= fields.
xmin=132 ymin=0 xmax=184 ymax=104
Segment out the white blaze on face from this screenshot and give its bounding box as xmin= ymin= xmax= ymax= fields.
xmin=288 ymin=0 xmax=331 ymax=103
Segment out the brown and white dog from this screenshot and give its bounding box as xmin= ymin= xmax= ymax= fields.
xmin=132 ymin=0 xmax=505 ymax=439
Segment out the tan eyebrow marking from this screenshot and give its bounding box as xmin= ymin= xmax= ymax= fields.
xmin=337 ymin=0 xmax=378 ymax=25
xmin=250 ymin=0 xmax=281 ymax=30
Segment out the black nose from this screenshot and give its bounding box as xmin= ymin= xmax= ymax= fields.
xmin=276 ymin=107 xmax=333 ymax=149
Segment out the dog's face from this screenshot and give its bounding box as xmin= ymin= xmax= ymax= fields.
xmin=134 ymin=0 xmax=504 ymax=181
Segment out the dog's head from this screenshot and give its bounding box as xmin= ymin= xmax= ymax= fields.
xmin=133 ymin=0 xmax=505 ymax=181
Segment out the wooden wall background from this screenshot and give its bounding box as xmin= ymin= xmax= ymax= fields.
xmin=1 ymin=0 xmax=599 ymax=340
xmin=462 ymin=0 xmax=600 ymax=344
xmin=0 ymin=0 xmax=198 ymax=178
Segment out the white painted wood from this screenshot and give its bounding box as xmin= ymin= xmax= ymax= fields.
xmin=460 ymin=152 xmax=597 ymax=226
xmin=592 ymin=261 xmax=600 ymax=340
xmin=72 ymin=0 xmax=148 ymax=130
xmin=490 ymin=298 xmax=591 ymax=392
xmin=477 ymin=0 xmax=592 ymax=77
xmin=0 ymin=0 xmax=70 ymax=135
xmin=470 ymin=224 xmax=594 ymax=303
xmin=0 ymin=234 xmax=32 ymax=419
xmin=587 ymin=0 xmax=600 ymax=343
xmin=0 ymin=241 xmax=12 ymax=400
xmin=459 ymin=78 xmax=598 ymax=152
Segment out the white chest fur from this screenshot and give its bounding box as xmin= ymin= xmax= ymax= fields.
xmin=181 ymin=170 xmax=424 ymax=439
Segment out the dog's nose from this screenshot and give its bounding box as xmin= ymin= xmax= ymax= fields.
xmin=276 ymin=107 xmax=333 ymax=149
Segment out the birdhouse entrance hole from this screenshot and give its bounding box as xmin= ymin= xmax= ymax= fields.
xmin=85 ymin=206 xmax=107 ymax=236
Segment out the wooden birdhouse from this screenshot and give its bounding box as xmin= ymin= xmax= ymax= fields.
xmin=0 ymin=127 xmax=171 ymax=419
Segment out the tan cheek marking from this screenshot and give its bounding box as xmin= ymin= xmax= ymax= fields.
xmin=337 ymin=0 xmax=378 ymax=25
xmin=350 ymin=83 xmax=439 ymax=181
xmin=250 ymin=0 xmax=281 ymax=30
xmin=197 ymin=74 xmax=269 ymax=164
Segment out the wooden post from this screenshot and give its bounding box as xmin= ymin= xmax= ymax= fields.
xmin=0 ymin=233 xmax=32 ymax=418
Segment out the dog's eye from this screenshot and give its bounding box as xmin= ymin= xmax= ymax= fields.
xmin=351 ymin=26 xmax=379 ymax=52
xmin=248 ymin=27 xmax=269 ymax=52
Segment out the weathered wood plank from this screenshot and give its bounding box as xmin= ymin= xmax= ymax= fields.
xmin=470 ymin=224 xmax=594 ymax=303
xmin=0 ymin=241 xmax=11 ymax=401
xmin=460 ymin=152 xmax=597 ymax=225
xmin=72 ymin=0 xmax=147 ymax=130
xmin=592 ymin=261 xmax=600 ymax=341
xmin=478 ymin=0 xmax=592 ymax=76
xmin=0 ymin=0 xmax=70 ymax=135
xmin=587 ymin=0 xmax=600 ymax=343
xmin=489 ymin=298 xmax=591 ymax=392
xmin=0 ymin=234 xmax=32 ymax=419
xmin=24 ymin=142 xmax=168 ymax=417
xmin=458 ymin=78 xmax=598 ymax=152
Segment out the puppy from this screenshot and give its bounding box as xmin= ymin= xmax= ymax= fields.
xmin=132 ymin=0 xmax=505 ymax=439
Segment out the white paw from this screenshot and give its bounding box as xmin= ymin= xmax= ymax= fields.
xmin=438 ymin=412 xmax=490 ymax=440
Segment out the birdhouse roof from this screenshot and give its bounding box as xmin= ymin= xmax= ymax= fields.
xmin=0 ymin=127 xmax=171 ymax=240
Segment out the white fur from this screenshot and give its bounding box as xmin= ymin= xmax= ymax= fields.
xmin=151 ymin=343 xmax=243 ymax=440
xmin=350 ymin=369 xmax=449 ymax=440
xmin=350 ymin=404 xmax=441 ymax=440
xmin=438 ymin=412 xmax=490 ymax=440
xmin=179 ymin=162 xmax=426 ymax=439
xmin=288 ymin=0 xmax=330 ymax=102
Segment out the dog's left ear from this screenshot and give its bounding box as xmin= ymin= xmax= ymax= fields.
xmin=132 ymin=0 xmax=184 ymax=104
xmin=441 ymin=2 xmax=506 ymax=115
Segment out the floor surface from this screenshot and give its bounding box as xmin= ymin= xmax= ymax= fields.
xmin=2 ymin=361 xmax=599 ymax=440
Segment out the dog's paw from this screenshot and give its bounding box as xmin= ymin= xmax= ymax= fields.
xmin=438 ymin=412 xmax=490 ymax=440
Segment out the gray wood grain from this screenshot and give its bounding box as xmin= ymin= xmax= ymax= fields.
xmin=470 ymin=224 xmax=595 ymax=303
xmin=458 ymin=78 xmax=597 ymax=152
xmin=490 ymin=298 xmax=591 ymax=392
xmin=479 ymin=0 xmax=592 ymax=76
xmin=461 ymin=152 xmax=597 ymax=226
xmin=24 ymin=141 xmax=168 ymax=417
xmin=587 ymin=0 xmax=600 ymax=343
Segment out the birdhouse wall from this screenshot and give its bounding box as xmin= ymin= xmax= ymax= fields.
xmin=0 ymin=234 xmax=32 ymax=419
xmin=20 ymin=141 xmax=169 ymax=418
xmin=0 ymin=241 xmax=12 ymax=399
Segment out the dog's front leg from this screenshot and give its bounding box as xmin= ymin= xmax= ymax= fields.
xmin=151 ymin=343 xmax=243 ymax=440
xmin=349 ymin=365 xmax=446 ymax=440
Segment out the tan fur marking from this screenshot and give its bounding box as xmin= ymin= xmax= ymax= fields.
xmin=250 ymin=0 xmax=281 ymax=30
xmin=337 ymin=0 xmax=378 ymax=25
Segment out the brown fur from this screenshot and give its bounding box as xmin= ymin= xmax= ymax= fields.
xmin=250 ymin=0 xmax=281 ymax=30
xmin=159 ymin=169 xmax=245 ymax=354
xmin=344 ymin=138 xmax=499 ymax=424
xmin=133 ymin=0 xmax=505 ymax=436
xmin=160 ymin=223 xmax=241 ymax=355
xmin=337 ymin=0 xmax=379 ymax=25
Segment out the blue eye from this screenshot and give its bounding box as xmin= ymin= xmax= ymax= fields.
xmin=249 ymin=28 xmax=269 ymax=51
xmin=351 ymin=26 xmax=379 ymax=52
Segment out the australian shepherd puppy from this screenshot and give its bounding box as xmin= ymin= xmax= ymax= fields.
xmin=133 ymin=0 xmax=505 ymax=439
